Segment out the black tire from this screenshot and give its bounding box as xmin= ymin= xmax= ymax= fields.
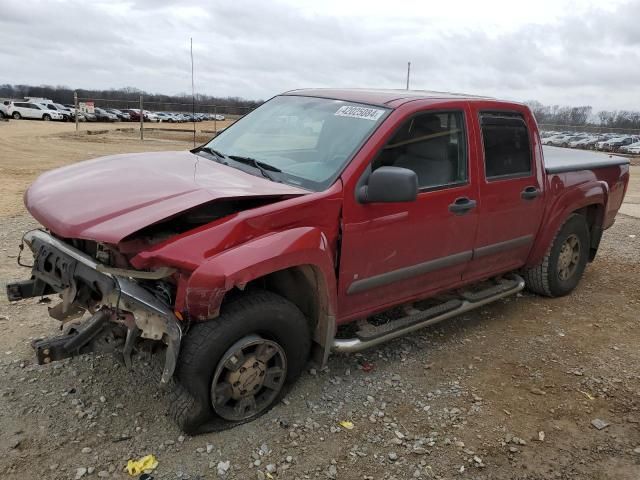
xmin=42 ymin=114 xmax=51 ymax=121
xmin=169 ymin=290 xmax=311 ymax=434
xmin=524 ymin=214 xmax=590 ymax=297
xmin=12 ymin=112 xmax=21 ymax=120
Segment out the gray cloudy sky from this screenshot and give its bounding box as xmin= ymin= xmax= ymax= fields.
xmin=1 ymin=0 xmax=638 ymax=110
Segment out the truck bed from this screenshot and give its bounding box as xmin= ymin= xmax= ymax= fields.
xmin=543 ymin=146 xmax=630 ymax=174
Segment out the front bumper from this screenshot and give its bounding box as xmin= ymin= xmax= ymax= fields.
xmin=6 ymin=230 xmax=181 ymax=384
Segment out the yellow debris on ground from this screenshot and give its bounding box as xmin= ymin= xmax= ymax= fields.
xmin=126 ymin=454 xmax=159 ymax=476
xmin=339 ymin=420 xmax=354 ymax=430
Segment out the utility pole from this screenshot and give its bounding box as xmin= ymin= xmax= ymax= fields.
xmin=406 ymin=62 xmax=411 ymax=90
xmin=191 ymin=37 xmax=196 ymax=148
xmin=140 ymin=94 xmax=144 ymax=141
xmin=74 ymin=91 xmax=78 ymax=133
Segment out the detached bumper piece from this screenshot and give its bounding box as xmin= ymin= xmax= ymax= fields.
xmin=32 ymin=309 xmax=111 ymax=364
xmin=8 ymin=230 xmax=182 ymax=384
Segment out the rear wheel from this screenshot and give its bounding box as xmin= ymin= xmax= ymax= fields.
xmin=42 ymin=114 xmax=51 ymax=121
xmin=169 ymin=290 xmax=311 ymax=434
xmin=12 ymin=112 xmax=21 ymax=119
xmin=524 ymin=214 xmax=590 ymax=297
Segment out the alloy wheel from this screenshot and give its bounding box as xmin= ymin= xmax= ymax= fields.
xmin=557 ymin=234 xmax=580 ymax=281
xmin=210 ymin=335 xmax=287 ymax=421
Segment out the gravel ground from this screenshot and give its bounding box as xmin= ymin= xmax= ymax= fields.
xmin=0 ymin=125 xmax=639 ymax=479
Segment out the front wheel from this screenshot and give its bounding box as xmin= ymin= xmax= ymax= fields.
xmin=12 ymin=112 xmax=21 ymax=119
xmin=169 ymin=290 xmax=311 ymax=434
xmin=42 ymin=114 xmax=51 ymax=121
xmin=524 ymin=214 xmax=590 ymax=297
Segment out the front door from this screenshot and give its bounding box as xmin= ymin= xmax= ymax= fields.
xmin=338 ymin=107 xmax=480 ymax=321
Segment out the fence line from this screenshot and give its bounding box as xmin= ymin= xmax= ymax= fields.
xmin=539 ymin=123 xmax=640 ymax=135
xmin=75 ymin=96 xmax=254 ymax=116
xmin=68 ymin=92 xmax=255 ymax=140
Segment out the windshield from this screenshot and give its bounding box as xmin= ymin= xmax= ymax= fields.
xmin=202 ymin=95 xmax=389 ymax=191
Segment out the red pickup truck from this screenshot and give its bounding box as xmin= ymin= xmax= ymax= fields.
xmin=8 ymin=89 xmax=629 ymax=433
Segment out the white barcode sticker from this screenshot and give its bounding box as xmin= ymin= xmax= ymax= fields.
xmin=334 ymin=105 xmax=385 ymax=121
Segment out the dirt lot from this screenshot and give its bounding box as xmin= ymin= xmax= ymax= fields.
xmin=1 ymin=119 xmax=639 ymax=480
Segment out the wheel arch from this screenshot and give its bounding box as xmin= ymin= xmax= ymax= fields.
xmin=183 ymin=227 xmax=338 ymax=366
xmin=243 ymin=264 xmax=336 ymax=367
xmin=527 ymin=180 xmax=608 ymax=267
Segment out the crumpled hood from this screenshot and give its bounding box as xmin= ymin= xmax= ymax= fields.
xmin=25 ymin=150 xmax=307 ymax=244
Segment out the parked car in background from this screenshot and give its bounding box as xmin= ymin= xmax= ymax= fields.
xmin=8 ymin=102 xmax=63 ymax=121
xmin=94 ymin=108 xmax=119 ymax=122
xmin=144 ymin=111 xmax=160 ymax=122
xmin=596 ymin=138 xmax=616 ymax=151
xmin=154 ymin=112 xmax=174 ymax=122
xmin=55 ymin=103 xmax=76 ymax=120
xmin=622 ymin=142 xmax=640 ymax=155
xmin=606 ymin=135 xmax=640 ymax=152
xmin=619 ymin=141 xmax=640 ymax=153
xmin=568 ymin=136 xmax=593 ymax=148
xmin=541 ymin=134 xmax=562 ymax=145
xmin=68 ymin=107 xmax=87 ymax=122
xmin=39 ymin=103 xmax=73 ymax=122
xmin=579 ymin=136 xmax=607 ymax=150
xmin=125 ymin=109 xmax=142 ymax=121
xmin=560 ymin=135 xmax=588 ymax=147
xmin=165 ymin=113 xmax=183 ymax=122
xmin=1 ymin=100 xmax=12 ymax=118
xmin=545 ymin=134 xmax=572 ymax=146
xmin=106 ymin=108 xmax=131 ymax=121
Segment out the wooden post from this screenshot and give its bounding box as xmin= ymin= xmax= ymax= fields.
xmin=74 ymin=91 xmax=79 ymax=132
xmin=140 ymin=94 xmax=144 ymax=141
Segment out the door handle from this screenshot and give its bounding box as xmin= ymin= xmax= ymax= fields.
xmin=448 ymin=197 xmax=477 ymax=215
xmin=521 ymin=186 xmax=541 ymax=200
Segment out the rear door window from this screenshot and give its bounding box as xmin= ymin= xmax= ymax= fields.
xmin=480 ymin=112 xmax=532 ymax=179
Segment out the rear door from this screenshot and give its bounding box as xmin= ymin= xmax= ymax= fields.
xmin=463 ymin=106 xmax=545 ymax=280
xmin=12 ymin=102 xmax=27 ymax=117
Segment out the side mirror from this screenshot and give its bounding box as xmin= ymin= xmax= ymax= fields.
xmin=358 ymin=166 xmax=418 ymax=203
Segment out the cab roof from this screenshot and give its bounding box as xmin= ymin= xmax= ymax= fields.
xmin=283 ymin=88 xmax=495 ymax=108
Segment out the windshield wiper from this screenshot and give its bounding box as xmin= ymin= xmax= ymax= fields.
xmin=194 ymin=146 xmax=229 ymax=164
xmin=227 ymin=155 xmax=282 ymax=181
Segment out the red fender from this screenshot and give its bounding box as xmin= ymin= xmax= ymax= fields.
xmin=526 ymin=175 xmax=608 ymax=267
xmin=182 ymin=227 xmax=337 ymax=320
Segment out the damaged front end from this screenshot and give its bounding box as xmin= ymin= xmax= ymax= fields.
xmin=6 ymin=230 xmax=182 ymax=384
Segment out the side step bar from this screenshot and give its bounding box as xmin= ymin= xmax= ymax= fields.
xmin=332 ymin=274 xmax=525 ymax=353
